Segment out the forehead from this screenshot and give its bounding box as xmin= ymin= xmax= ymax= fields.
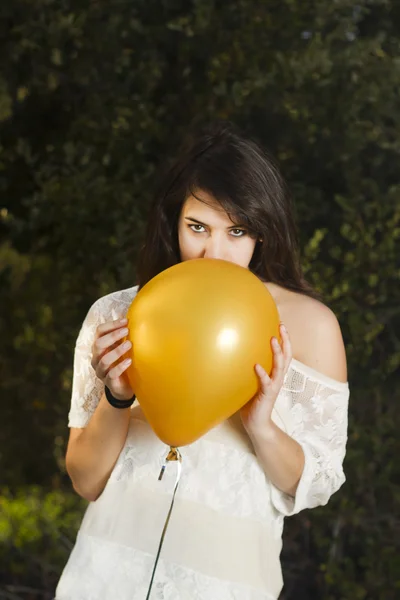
xmin=182 ymin=191 xmax=236 ymax=225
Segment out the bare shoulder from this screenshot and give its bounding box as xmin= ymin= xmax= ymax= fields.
xmin=267 ymin=283 xmax=348 ymax=383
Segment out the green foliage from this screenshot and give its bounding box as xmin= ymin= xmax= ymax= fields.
xmin=0 ymin=487 xmax=86 ymax=596
xmin=1 ymin=0 xmax=399 ymax=598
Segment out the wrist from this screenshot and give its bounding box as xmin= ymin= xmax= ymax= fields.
xmin=106 ymin=388 xmax=132 ymax=401
xmin=246 ymin=419 xmax=278 ymax=446
xmin=104 ymin=386 xmax=135 ymax=409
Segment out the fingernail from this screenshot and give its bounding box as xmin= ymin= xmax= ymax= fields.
xmin=120 ymin=328 xmax=129 ymax=335
xmin=280 ymin=323 xmax=286 ymax=332
xmin=122 ymin=340 xmax=132 ymax=350
xmin=272 ymin=337 xmax=279 ymax=345
xmin=120 ymin=318 xmax=128 ymax=324
xmin=124 ymin=358 xmax=132 ymax=366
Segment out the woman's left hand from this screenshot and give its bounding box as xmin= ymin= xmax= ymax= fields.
xmin=240 ymin=323 xmax=292 ymax=438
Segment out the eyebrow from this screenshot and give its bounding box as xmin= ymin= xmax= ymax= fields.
xmin=184 ymin=216 xmax=246 ymax=229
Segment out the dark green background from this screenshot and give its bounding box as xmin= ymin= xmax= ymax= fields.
xmin=1 ymin=1 xmax=399 ymax=598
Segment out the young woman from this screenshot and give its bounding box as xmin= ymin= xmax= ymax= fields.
xmin=55 ymin=122 xmax=349 ymax=600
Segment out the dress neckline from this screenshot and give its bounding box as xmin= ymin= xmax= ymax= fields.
xmin=289 ymin=357 xmax=349 ymax=390
xmin=127 ymin=285 xmax=349 ymax=391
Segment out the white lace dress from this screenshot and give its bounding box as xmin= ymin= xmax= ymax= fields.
xmin=55 ymin=286 xmax=350 ymax=600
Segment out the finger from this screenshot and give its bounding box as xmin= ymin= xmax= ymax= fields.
xmin=270 ymin=336 xmax=285 ymax=381
xmin=91 ymin=326 xmax=129 ymax=369
xmin=96 ymin=318 xmax=128 ymax=338
xmin=255 ymin=364 xmax=272 ymax=395
xmin=279 ymin=323 xmax=292 ymax=370
xmin=96 ymin=340 xmax=132 ymax=378
xmin=107 ymin=357 xmax=132 ymax=381
xmin=94 ymin=326 xmax=129 ymax=356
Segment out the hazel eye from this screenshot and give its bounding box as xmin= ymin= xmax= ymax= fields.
xmin=230 ymin=229 xmax=247 ymax=237
xmin=189 ymin=224 xmax=206 ymax=233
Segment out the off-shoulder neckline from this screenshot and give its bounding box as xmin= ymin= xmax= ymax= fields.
xmin=289 ymin=357 xmax=349 ymax=390
xmin=117 ymin=286 xmax=349 ymax=390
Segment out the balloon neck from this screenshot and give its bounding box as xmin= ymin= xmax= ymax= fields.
xmin=158 ymin=446 xmax=182 ymax=481
xmin=166 ymin=447 xmax=181 ymax=462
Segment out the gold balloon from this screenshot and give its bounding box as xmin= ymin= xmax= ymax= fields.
xmin=126 ymin=258 xmax=280 ymax=447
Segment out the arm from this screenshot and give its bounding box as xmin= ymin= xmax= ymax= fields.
xmin=66 ymin=304 xmax=135 ymax=502
xmin=66 ymin=394 xmax=131 ymax=502
xmin=267 ymin=381 xmax=349 ymax=515
xmin=242 ymin=305 xmax=349 ymax=510
xmin=248 ymin=422 xmax=304 ymax=497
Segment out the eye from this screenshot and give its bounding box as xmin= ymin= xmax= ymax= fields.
xmin=188 ymin=224 xmax=247 ymax=237
xmin=230 ymin=229 xmax=247 ymax=237
xmin=189 ymin=224 xmax=206 ymax=233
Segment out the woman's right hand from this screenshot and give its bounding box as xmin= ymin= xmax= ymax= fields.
xmin=91 ymin=318 xmax=134 ymax=400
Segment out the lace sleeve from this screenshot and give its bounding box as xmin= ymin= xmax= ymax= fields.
xmin=270 ymin=362 xmax=350 ymax=516
xmin=67 ymin=300 xmax=104 ymax=428
xmin=67 ymin=286 xmax=139 ymax=428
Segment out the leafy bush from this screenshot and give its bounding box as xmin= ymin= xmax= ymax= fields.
xmin=0 ymin=487 xmax=86 ymax=598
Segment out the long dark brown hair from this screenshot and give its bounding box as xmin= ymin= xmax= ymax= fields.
xmin=136 ymin=121 xmax=319 ymax=299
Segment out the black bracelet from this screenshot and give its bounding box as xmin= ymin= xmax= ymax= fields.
xmin=105 ymin=386 xmax=135 ymax=409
